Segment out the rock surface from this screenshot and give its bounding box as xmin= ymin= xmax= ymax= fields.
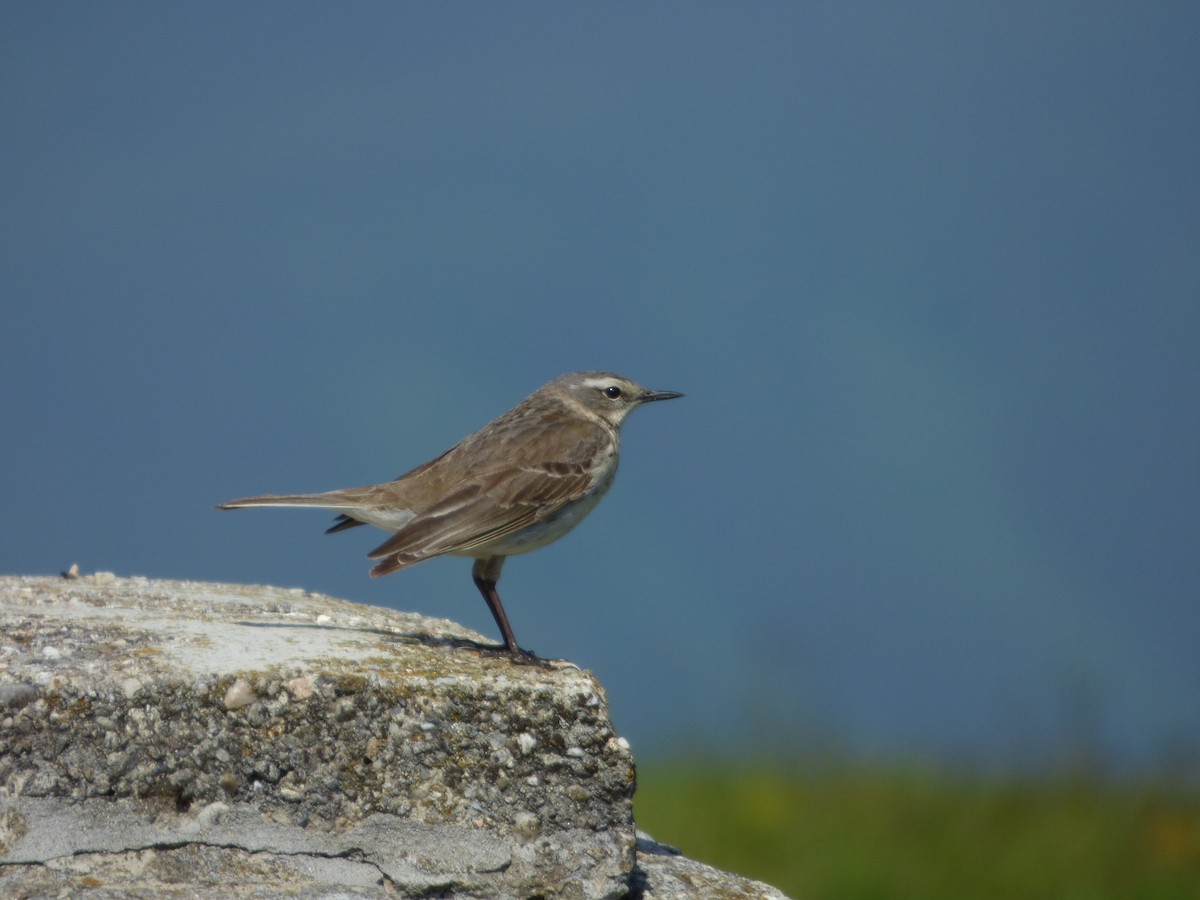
xmin=0 ymin=574 xmax=790 ymax=898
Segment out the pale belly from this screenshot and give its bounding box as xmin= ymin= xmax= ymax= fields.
xmin=452 ymin=471 xmax=615 ymax=559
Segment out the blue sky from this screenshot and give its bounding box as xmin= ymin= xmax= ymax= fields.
xmin=3 ymin=3 xmax=1197 ymax=772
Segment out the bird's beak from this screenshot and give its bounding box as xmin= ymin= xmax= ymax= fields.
xmin=640 ymin=389 xmax=684 ymax=403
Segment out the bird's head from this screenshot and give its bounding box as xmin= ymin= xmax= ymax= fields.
xmin=547 ymin=371 xmax=683 ymax=429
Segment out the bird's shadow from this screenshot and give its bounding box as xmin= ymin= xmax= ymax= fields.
xmin=230 ymin=619 xmax=502 ymax=657
xmin=229 ymin=620 xmax=573 ymax=670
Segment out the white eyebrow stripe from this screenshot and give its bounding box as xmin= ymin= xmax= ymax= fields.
xmin=579 ymin=376 xmax=616 ymax=389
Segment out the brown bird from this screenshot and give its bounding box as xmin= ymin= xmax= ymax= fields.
xmin=217 ymin=371 xmax=682 ymax=663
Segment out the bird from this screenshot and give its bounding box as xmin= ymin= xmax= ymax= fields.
xmin=216 ymin=371 xmax=682 ymax=664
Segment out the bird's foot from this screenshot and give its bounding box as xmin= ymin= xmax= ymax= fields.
xmin=477 ymin=644 xmax=568 ymax=669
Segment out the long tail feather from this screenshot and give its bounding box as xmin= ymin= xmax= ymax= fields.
xmin=215 ymin=493 xmax=350 ymax=510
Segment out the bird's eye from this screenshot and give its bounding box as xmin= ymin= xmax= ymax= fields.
xmin=604 ymin=386 xmax=622 ymax=399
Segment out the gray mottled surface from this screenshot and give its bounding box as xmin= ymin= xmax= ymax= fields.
xmin=0 ymin=574 xmax=790 ymax=898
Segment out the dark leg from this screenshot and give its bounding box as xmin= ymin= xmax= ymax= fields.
xmin=471 ymin=556 xmax=546 ymax=665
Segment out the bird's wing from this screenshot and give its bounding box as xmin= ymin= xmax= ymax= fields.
xmin=366 ymin=420 xmax=611 ymax=575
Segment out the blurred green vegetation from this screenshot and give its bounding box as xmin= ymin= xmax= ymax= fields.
xmin=634 ymin=759 xmax=1200 ymax=899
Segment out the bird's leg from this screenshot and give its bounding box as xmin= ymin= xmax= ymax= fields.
xmin=471 ymin=556 xmax=547 ymax=665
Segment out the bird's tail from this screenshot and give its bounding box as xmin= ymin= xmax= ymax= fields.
xmin=215 ymin=492 xmax=350 ymax=511
xmin=215 ymin=490 xmax=373 ymax=534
